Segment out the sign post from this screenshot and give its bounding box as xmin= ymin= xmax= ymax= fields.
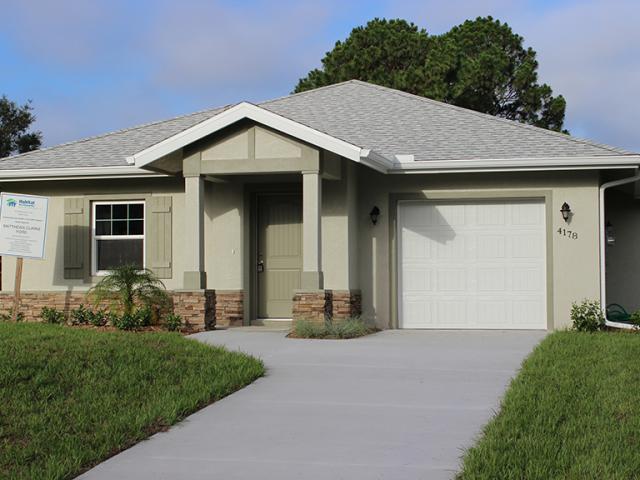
xmin=0 ymin=193 xmax=49 ymax=321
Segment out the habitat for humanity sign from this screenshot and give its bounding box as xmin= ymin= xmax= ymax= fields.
xmin=0 ymin=193 xmax=49 ymax=259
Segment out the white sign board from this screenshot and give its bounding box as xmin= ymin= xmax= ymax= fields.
xmin=0 ymin=193 xmax=49 ymax=259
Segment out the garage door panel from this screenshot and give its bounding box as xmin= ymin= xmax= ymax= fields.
xmin=477 ymin=235 xmax=506 ymax=259
xmin=399 ymin=200 xmax=546 ymax=330
xmin=477 ymin=204 xmax=506 ymax=225
xmin=477 ymin=268 xmax=506 ymax=291
xmin=402 ymin=267 xmax=432 ymax=292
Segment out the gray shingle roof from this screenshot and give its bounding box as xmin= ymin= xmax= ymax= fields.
xmin=261 ymin=80 xmax=634 ymax=161
xmin=1 ymin=80 xmax=634 ymax=171
xmin=0 ymin=105 xmax=229 ymax=170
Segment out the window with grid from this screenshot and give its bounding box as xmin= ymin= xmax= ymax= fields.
xmin=92 ymin=201 xmax=144 ymax=274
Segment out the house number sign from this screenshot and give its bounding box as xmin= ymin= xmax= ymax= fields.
xmin=557 ymin=227 xmax=578 ymax=240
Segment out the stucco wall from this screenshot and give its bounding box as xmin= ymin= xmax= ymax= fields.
xmin=604 ymin=188 xmax=640 ymax=312
xmin=0 ymin=177 xmax=186 ymax=292
xmin=356 ymin=168 xmax=602 ymax=330
xmin=321 ymin=161 xmax=358 ymax=291
xmin=204 ymin=181 xmax=244 ymax=289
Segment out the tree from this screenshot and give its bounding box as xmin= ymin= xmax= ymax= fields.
xmin=0 ymin=96 xmax=42 ymax=158
xmin=89 ymin=265 xmax=170 ymax=316
xmin=295 ymin=17 xmax=567 ymax=132
xmin=295 ymin=19 xmax=431 ymax=95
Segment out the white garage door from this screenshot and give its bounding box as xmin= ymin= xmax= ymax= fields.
xmin=398 ymin=200 xmax=547 ymax=329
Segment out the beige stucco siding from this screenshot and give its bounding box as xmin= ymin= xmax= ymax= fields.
xmin=0 ymin=177 xmax=186 ymax=291
xmin=356 ymin=168 xmax=601 ymax=330
xmin=204 ymin=181 xmax=244 ymax=289
xmin=321 ymin=161 xmax=359 ymax=291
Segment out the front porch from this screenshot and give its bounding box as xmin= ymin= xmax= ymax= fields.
xmin=167 ymin=122 xmax=362 ymax=328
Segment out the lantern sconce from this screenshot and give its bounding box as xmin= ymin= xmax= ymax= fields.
xmin=606 ymin=221 xmax=616 ymax=246
xmin=369 ymin=206 xmax=380 ymax=225
xmin=560 ymin=202 xmax=572 ymax=222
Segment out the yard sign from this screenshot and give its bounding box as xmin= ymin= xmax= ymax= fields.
xmin=0 ymin=193 xmax=50 ymax=321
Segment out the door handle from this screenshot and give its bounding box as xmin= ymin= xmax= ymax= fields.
xmin=257 ymin=259 xmax=264 ymax=273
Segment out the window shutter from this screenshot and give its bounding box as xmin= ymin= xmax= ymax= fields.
xmin=64 ymin=198 xmax=89 ymax=279
xmin=146 ymin=196 xmax=172 ymax=279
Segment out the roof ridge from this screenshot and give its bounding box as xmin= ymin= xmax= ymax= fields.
xmin=348 ymin=80 xmax=634 ymax=156
xmin=1 ymin=104 xmax=232 ymax=162
xmin=258 ymin=79 xmax=361 ymax=106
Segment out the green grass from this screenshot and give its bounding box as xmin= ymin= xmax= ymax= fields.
xmin=291 ymin=318 xmax=377 ymax=339
xmin=458 ymin=331 xmax=640 ymax=480
xmin=0 ymin=323 xmax=264 ymax=479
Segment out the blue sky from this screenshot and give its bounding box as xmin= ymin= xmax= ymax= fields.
xmin=2 ymin=0 xmax=639 ymax=151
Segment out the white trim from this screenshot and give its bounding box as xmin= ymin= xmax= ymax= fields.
xmin=390 ymin=155 xmax=640 ymax=173
xmin=129 ymin=102 xmax=374 ymax=169
xmin=91 ymin=200 xmax=146 ymax=276
xmin=0 ymin=166 xmax=167 ymax=181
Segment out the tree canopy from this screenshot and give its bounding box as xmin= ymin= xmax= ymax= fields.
xmin=295 ymin=17 xmax=567 ymax=132
xmin=0 ymin=96 xmax=42 ymax=158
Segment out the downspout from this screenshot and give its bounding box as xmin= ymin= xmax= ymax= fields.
xmin=599 ymin=168 xmax=640 ymax=329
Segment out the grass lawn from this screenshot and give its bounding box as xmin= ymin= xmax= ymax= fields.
xmin=458 ymin=331 xmax=640 ymax=480
xmin=0 ymin=322 xmax=264 ymax=479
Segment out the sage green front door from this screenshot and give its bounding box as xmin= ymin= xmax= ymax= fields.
xmin=257 ymin=194 xmax=302 ymax=318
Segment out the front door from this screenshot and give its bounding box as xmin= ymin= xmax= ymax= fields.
xmin=257 ymin=194 xmax=302 ymax=318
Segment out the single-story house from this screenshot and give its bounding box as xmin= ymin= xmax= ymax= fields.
xmin=0 ymin=80 xmax=638 ymax=330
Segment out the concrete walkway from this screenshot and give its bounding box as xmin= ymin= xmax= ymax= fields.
xmin=80 ymin=329 xmax=545 ymax=480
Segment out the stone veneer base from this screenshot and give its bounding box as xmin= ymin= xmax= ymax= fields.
xmin=292 ymin=290 xmax=362 ymax=324
xmin=0 ymin=289 xmax=245 ymax=332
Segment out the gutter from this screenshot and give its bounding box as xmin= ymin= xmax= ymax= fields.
xmin=0 ymin=166 xmax=169 ymax=181
xmin=599 ymin=169 xmax=640 ymax=329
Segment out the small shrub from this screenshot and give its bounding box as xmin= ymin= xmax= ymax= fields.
xmin=135 ymin=306 xmax=153 ymax=327
xmin=70 ymin=304 xmax=91 ymax=325
xmin=41 ymin=306 xmax=65 ymax=324
xmin=164 ymin=313 xmax=183 ymax=332
xmin=629 ymin=310 xmax=640 ymax=326
xmin=88 ymin=309 xmax=108 ymax=327
xmin=571 ymin=299 xmax=605 ymax=332
xmin=0 ymin=311 xmax=23 ymax=322
xmin=111 ymin=312 xmax=141 ymax=331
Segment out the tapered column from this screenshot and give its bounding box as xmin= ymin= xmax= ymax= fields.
xmin=183 ymin=175 xmax=206 ymax=289
xmin=301 ymin=170 xmax=323 ymax=289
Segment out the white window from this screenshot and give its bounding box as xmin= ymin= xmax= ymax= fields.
xmin=92 ymin=201 xmax=145 ymax=275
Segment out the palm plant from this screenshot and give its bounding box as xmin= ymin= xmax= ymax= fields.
xmin=89 ymin=265 xmax=170 ymax=316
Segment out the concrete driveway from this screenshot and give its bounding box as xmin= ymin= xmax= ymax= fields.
xmin=80 ymin=329 xmax=544 ymax=480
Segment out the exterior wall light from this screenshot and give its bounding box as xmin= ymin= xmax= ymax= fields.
xmin=369 ymin=206 xmax=380 ymax=225
xmin=560 ymin=202 xmax=571 ymax=222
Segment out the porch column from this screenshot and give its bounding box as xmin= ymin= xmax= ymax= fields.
xmin=183 ymin=174 xmax=206 ymax=289
xmin=302 ymin=170 xmax=323 ymax=289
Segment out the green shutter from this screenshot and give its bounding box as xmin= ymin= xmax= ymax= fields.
xmin=64 ymin=198 xmax=89 ymax=279
xmin=146 ymin=196 xmax=172 ymax=279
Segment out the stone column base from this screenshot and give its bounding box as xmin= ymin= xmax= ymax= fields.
xmin=214 ymin=290 xmax=244 ymax=327
xmin=172 ymin=290 xmax=215 ymax=331
xmin=292 ymin=289 xmax=362 ymax=324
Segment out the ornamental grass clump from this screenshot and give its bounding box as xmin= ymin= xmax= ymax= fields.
xmin=292 ymin=317 xmax=376 ymax=339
